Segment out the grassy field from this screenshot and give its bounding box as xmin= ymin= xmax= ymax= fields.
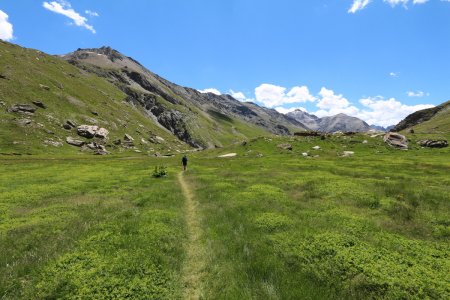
xmin=1 ymin=133 xmax=449 ymax=299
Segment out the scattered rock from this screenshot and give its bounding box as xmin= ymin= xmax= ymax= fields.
xmin=135 ymin=150 xmax=142 ymax=153
xmin=62 ymin=124 xmax=72 ymax=130
xmin=418 ymin=140 xmax=448 ymax=148
xmin=312 ymin=146 xmax=321 ymax=150
xmin=141 ymin=138 xmax=149 ymax=144
xmin=384 ymin=132 xmax=408 ymax=150
xmin=241 ymin=141 xmax=248 ymax=146
xmin=17 ymin=118 xmax=32 ymax=126
xmin=32 ymin=101 xmax=46 ymax=109
xmin=8 ymin=104 xmax=37 ymax=114
xmin=362 ymin=140 xmax=368 ymax=144
xmin=0 ymin=101 xmax=6 ymax=106
xmin=66 ymin=120 xmax=77 ymax=128
xmin=39 ymin=84 xmax=50 ymax=90
xmin=124 ymin=134 xmax=134 ymax=141
xmin=256 ymin=153 xmax=264 ymax=158
xmin=341 ymin=151 xmax=355 ymax=157
xmin=409 ymin=128 xmax=415 ymax=134
xmin=44 ymin=129 xmax=55 ymax=135
xmin=44 ymin=139 xmax=63 ymax=147
xmin=154 ymin=152 xmax=162 ymax=157
xmin=66 ymin=137 xmax=85 ymax=147
xmin=113 ymin=139 xmax=121 ymax=145
xmin=155 ymin=136 xmax=165 ymax=142
xmin=91 ymin=111 xmax=99 ymax=116
xmin=277 ymin=143 xmax=293 ymax=151
xmin=85 ymin=142 xmax=108 ymax=155
xmin=302 ymin=152 xmax=309 ymax=157
xmin=218 ymin=153 xmax=237 ymax=158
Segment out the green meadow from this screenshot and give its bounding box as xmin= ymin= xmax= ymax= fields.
xmin=1 ymin=134 xmax=449 ymax=299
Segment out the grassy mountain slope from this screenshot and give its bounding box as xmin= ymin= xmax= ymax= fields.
xmin=63 ymin=47 xmax=307 ymax=148
xmin=0 ymin=41 xmax=188 ymax=155
xmin=395 ymin=100 xmax=450 ymax=134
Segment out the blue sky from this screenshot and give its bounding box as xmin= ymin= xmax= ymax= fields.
xmin=0 ymin=0 xmax=449 ymax=126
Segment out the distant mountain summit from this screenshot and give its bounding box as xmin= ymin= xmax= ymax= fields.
xmin=287 ymin=110 xmax=374 ymax=132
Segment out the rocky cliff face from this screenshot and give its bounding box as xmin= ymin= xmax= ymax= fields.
xmin=287 ymin=110 xmax=371 ymax=132
xmin=63 ymin=47 xmax=307 ymax=148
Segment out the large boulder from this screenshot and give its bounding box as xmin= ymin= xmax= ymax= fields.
xmin=418 ymin=140 xmax=448 ymax=148
xmin=95 ymin=127 xmax=109 ymax=139
xmin=384 ymin=132 xmax=408 ymax=150
xmin=77 ymin=125 xmax=109 ymax=139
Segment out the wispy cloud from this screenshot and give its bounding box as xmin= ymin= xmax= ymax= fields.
xmin=407 ymin=90 xmax=429 ymax=97
xmin=350 ymin=0 xmax=431 ymax=13
xmin=348 ymin=0 xmax=372 ymax=13
xmin=389 ymin=72 xmax=399 ymax=78
xmin=0 ymin=10 xmax=13 ymax=41
xmin=43 ymin=1 xmax=96 ymax=33
xmin=85 ymin=10 xmax=99 ymax=17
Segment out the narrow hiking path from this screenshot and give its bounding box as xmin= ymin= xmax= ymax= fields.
xmin=178 ymin=171 xmax=206 ymax=300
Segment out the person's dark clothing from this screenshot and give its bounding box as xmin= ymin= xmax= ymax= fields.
xmin=182 ymin=156 xmax=188 ymax=171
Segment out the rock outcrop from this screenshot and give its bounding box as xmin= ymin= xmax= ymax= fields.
xmin=8 ymin=104 xmax=37 ymax=114
xmin=417 ymin=140 xmax=448 ymax=148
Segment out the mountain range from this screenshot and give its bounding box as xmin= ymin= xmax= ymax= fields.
xmin=286 ymin=109 xmax=392 ymax=133
xmin=0 ymin=41 xmax=447 ymax=156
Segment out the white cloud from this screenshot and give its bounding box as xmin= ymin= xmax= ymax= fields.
xmin=43 ymin=1 xmax=96 ymax=33
xmin=316 ymin=87 xmax=352 ymax=110
xmin=85 ymin=10 xmax=99 ymax=17
xmin=275 ymin=106 xmax=307 ymax=114
xmin=407 ymin=90 xmax=429 ymax=97
xmin=348 ymin=0 xmax=372 ymax=13
xmin=0 ymin=10 xmax=13 ymax=41
xmin=357 ymin=96 xmax=434 ymax=126
xmin=254 ymin=84 xmax=316 ymax=108
xmin=198 ymin=88 xmax=221 ymax=95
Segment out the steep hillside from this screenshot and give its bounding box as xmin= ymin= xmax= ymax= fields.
xmin=63 ymin=47 xmax=307 ymax=148
xmin=287 ymin=110 xmax=371 ymax=132
xmin=394 ymin=100 xmax=450 ymax=134
xmin=0 ymin=41 xmax=187 ymax=155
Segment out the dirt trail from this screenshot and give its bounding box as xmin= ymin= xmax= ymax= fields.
xmin=178 ymin=171 xmax=205 ymax=300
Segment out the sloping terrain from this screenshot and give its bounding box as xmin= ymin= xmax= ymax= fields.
xmin=394 ymin=100 xmax=450 ymax=135
xmin=0 ymin=41 xmax=189 ymax=155
xmin=63 ymin=47 xmax=307 ymax=148
xmin=287 ymin=110 xmax=371 ymax=132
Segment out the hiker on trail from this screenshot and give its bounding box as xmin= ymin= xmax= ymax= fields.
xmin=182 ymin=155 xmax=188 ymax=171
